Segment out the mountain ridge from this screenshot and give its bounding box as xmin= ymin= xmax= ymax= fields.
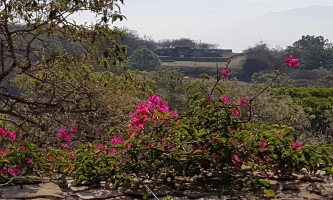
xmin=218 ymin=5 xmax=333 ymax=52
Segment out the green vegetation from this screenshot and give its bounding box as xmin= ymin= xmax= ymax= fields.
xmin=0 ymin=1 xmax=332 ymax=199
xmin=127 ymin=46 xmax=162 ymax=71
xmin=286 ymin=35 xmax=333 ymax=70
xmin=274 ymin=87 xmax=333 ymax=141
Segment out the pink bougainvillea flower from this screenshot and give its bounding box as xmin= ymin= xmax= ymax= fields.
xmin=278 ymin=134 xmax=283 ymax=139
xmin=70 ymin=126 xmax=77 ymax=132
xmin=285 ymin=55 xmax=299 ymax=67
xmin=232 ymin=107 xmax=239 ymax=116
xmin=136 ymin=103 xmax=151 ymax=115
xmin=0 ymin=150 xmax=4 ymax=157
xmin=62 ymin=144 xmax=68 ymax=149
xmin=111 ymin=136 xmax=123 ymax=145
xmin=19 ymin=146 xmax=26 ymax=151
xmin=64 ymin=134 xmax=72 ymax=143
xmin=70 ymin=151 xmax=75 ymax=158
xmin=44 ymin=154 xmax=52 ymax=161
xmin=128 ymin=113 xmax=147 ymax=131
xmin=160 ymin=141 xmax=167 ymax=146
xmin=0 ymin=128 xmax=5 ymax=135
xmin=108 ymin=148 xmax=117 ymax=155
xmin=259 ymin=141 xmax=269 ymax=151
xmin=170 ymin=110 xmax=178 ymax=116
xmin=59 ymin=129 xmax=67 ymax=136
xmin=222 ymin=68 xmax=231 ymax=77
xmin=292 ymin=141 xmax=302 ymax=150
xmin=5 ymin=131 xmax=16 ymax=141
xmin=7 ymin=149 xmax=11 ymax=153
xmin=125 ymin=143 xmax=132 ymax=149
xmin=148 ymin=95 xmax=163 ymax=105
xmin=158 ymin=102 xmax=169 ymax=113
xmin=231 ymin=154 xmax=242 ymax=168
xmin=207 ymin=95 xmax=212 ymax=102
xmin=129 ymin=95 xmax=178 ymax=135
xmin=223 ymin=96 xmax=230 ymax=103
xmin=96 ymin=144 xmax=104 ymax=151
xmin=27 ymin=158 xmax=34 ymax=164
xmin=1 ymin=166 xmax=7 ymax=176
xmin=249 ymin=134 xmax=253 ymax=141
xmin=232 ymin=154 xmax=239 ymax=160
xmin=240 ymin=97 xmax=247 ymax=105
xmin=8 ymin=168 xmax=20 ymax=176
xmin=59 ymin=128 xmax=72 ymax=143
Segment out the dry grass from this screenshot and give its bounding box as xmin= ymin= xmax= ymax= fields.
xmin=162 ymin=61 xmax=227 ymax=68
xmin=221 ymin=52 xmax=239 ymax=58
xmin=161 ymin=55 xmax=247 ymax=72
xmin=229 ymin=55 xmax=246 ymax=71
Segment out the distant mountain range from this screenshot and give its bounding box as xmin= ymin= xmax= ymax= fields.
xmin=219 ymin=6 xmax=333 ymax=52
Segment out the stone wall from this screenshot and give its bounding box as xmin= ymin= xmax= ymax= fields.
xmin=159 ymin=56 xmax=229 ymax=62
xmin=156 ymin=47 xmax=232 ymax=62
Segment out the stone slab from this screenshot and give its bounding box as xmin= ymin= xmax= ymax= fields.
xmin=75 ymin=189 xmax=123 ymax=200
xmin=0 ymin=182 xmax=64 ymax=199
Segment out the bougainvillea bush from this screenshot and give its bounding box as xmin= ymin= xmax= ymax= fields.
xmin=0 ymin=56 xmax=332 ymax=198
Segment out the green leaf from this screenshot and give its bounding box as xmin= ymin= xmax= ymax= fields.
xmin=140 ymin=136 xmax=151 ymax=143
xmin=199 ymin=73 xmax=210 ymax=79
xmin=264 ymin=189 xmax=276 ymax=197
xmin=92 ymin=140 xmax=100 ymax=148
xmin=109 ymin=126 xmax=119 ymax=134
xmin=143 ymin=186 xmax=149 ymax=200
xmin=215 ymin=86 xmax=225 ymax=95
xmin=287 ymin=126 xmax=295 ymax=131
xmin=156 ymin=147 xmax=165 ymax=152
xmin=124 ymin=139 xmax=133 ymax=148
xmin=189 ymin=92 xmax=201 ymax=105
xmin=0 ymin=159 xmax=11 ymax=164
xmin=113 ymin=180 xmax=119 ymax=191
xmin=193 ymin=150 xmax=204 ymax=155
xmin=141 ymin=160 xmax=149 ymax=168
xmin=186 ymin=84 xmax=194 ymax=92
xmin=246 ymin=161 xmax=254 ymax=168
xmin=166 ymin=195 xmax=173 ymax=200
xmin=154 ymin=112 xmax=164 ymax=118
xmin=103 ymin=60 xmax=109 ymax=69
xmin=180 ymin=125 xmax=193 ymax=135
xmin=260 ymin=180 xmax=271 ymax=189
xmin=126 ymin=175 xmax=134 ymax=182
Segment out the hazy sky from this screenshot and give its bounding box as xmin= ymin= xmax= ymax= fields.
xmin=74 ymin=0 xmax=333 ymax=52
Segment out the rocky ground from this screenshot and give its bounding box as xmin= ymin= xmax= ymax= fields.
xmin=0 ymin=171 xmax=332 ymax=200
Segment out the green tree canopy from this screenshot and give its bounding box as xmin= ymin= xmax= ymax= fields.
xmin=241 ymin=41 xmax=284 ymax=82
xmin=127 ymin=46 xmax=162 ymax=71
xmin=286 ymin=35 xmax=333 ymax=70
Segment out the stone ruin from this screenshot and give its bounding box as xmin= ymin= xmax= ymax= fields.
xmin=155 ymin=47 xmax=232 ymax=62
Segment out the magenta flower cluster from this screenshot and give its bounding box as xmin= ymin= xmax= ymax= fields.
xmin=0 ymin=128 xmax=16 ymax=141
xmin=128 ymin=95 xmax=178 ymax=136
xmin=59 ymin=126 xmax=77 ymax=143
xmin=285 ymin=55 xmax=299 ymax=67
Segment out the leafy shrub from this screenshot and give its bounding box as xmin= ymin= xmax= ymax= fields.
xmin=274 ymin=87 xmax=333 ymax=142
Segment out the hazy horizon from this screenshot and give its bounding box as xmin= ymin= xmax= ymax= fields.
xmin=73 ymin=0 xmax=333 ymax=52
